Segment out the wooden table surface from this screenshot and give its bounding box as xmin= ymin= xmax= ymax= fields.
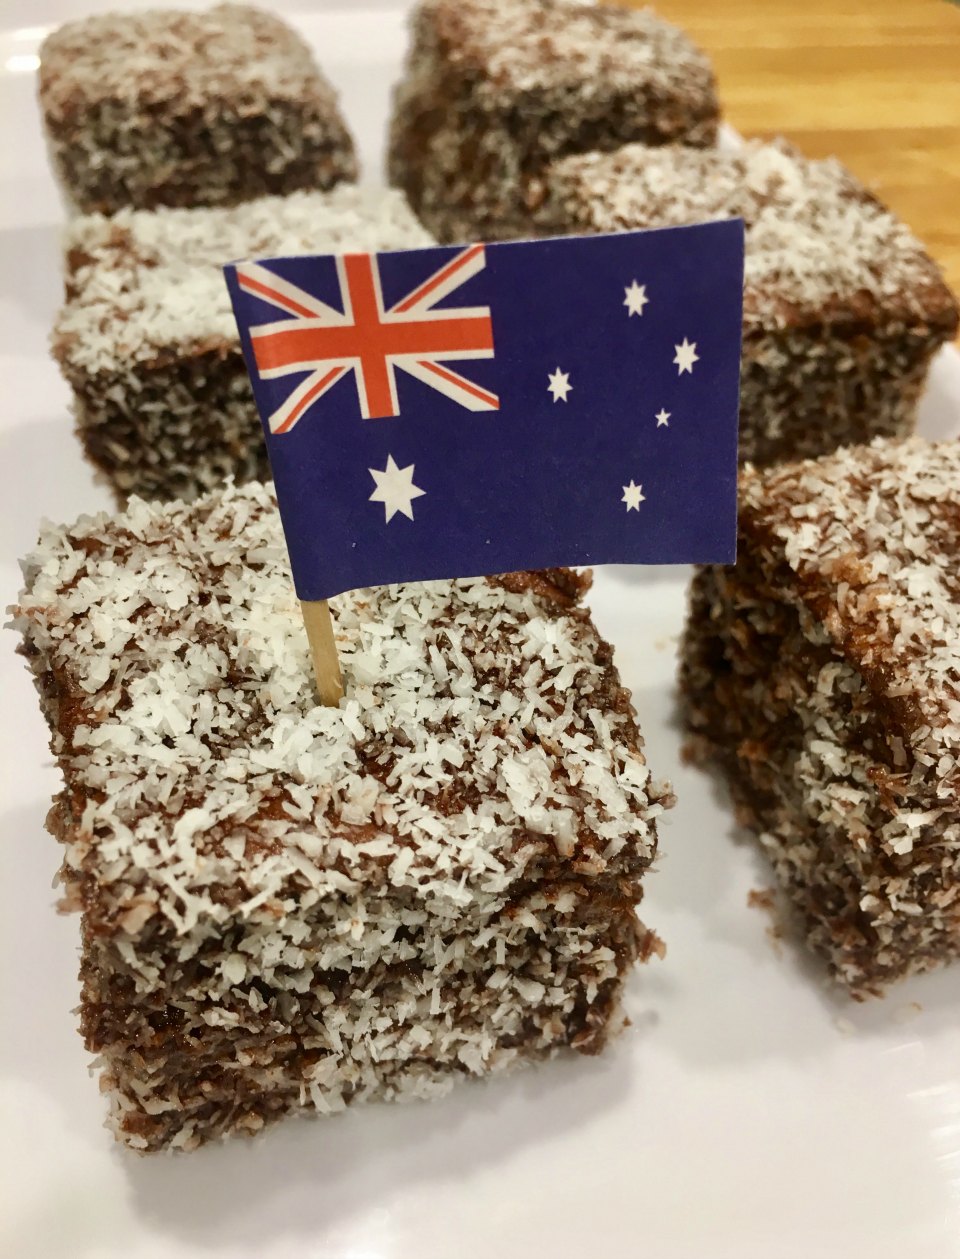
xmin=622 ymin=0 xmax=960 ymax=311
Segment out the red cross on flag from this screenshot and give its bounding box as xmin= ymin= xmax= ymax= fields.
xmin=235 ymin=243 xmax=499 ymax=432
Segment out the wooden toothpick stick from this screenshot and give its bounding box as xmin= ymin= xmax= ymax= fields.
xmin=299 ymin=599 xmax=344 ymax=707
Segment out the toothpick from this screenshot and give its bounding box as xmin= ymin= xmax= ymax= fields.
xmin=299 ymin=599 xmax=344 ymax=707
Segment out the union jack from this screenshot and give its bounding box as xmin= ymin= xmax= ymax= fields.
xmin=235 ymin=244 xmax=499 ymax=433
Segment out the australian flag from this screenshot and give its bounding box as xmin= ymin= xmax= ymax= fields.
xmin=224 ymin=221 xmax=744 ymax=602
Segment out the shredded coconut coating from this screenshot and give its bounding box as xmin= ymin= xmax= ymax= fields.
xmin=16 ymin=482 xmax=662 ymax=929
xmin=38 ymin=4 xmax=358 ymax=213
xmin=42 ymin=3 xmax=331 ymax=108
xmin=14 ymin=483 xmax=670 ymax=1147
xmin=740 ymin=438 xmax=960 ymax=755
xmin=680 ymin=437 xmax=960 ymax=995
xmin=537 ymin=140 xmax=959 ymax=333
xmin=56 ymin=186 xmax=433 ymax=375
xmin=387 ymin=0 xmax=718 ymax=243
xmin=733 ymin=325 xmax=932 ymax=467
xmin=405 ymin=0 xmax=717 ymax=100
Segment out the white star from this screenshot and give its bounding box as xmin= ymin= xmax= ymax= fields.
xmin=621 ymin=480 xmax=646 ymax=512
xmin=673 ymin=338 xmax=699 ymax=375
xmin=368 ymin=455 xmax=425 ymax=522
xmin=547 ymin=367 xmax=572 ymax=403
xmin=623 ymin=280 xmax=649 ymax=317
xmin=655 ymin=408 xmax=671 ymax=428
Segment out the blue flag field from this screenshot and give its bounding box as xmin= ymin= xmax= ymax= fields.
xmin=224 ymin=221 xmax=744 ymax=602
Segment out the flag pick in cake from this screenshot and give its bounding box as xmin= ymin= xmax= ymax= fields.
xmin=224 ymin=220 xmax=745 ymax=705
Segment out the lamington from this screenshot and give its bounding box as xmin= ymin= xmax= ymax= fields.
xmin=13 ymin=481 xmax=670 ymax=1152
xmin=38 ymin=4 xmax=358 ymax=214
xmin=387 ymin=0 xmax=719 ymax=244
xmin=533 ymin=140 xmax=959 ymax=466
xmin=53 ymin=187 xmax=434 ymax=505
xmin=679 ymin=437 xmax=960 ymax=997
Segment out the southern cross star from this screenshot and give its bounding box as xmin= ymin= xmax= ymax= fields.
xmin=621 ymin=480 xmax=646 ymax=511
xmin=655 ymin=408 xmax=671 ymax=428
xmin=547 ymin=367 xmax=572 ymax=402
xmin=368 ymin=454 xmax=425 ymax=522
xmin=623 ymin=280 xmax=649 ymax=317
xmin=673 ymin=338 xmax=699 ymax=375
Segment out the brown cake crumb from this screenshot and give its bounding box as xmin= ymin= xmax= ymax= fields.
xmin=747 ymin=888 xmax=776 ymax=913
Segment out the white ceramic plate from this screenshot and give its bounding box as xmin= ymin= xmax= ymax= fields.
xmin=2 ymin=6 xmax=960 ymax=1258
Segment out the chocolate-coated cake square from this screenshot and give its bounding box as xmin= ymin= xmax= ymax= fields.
xmin=680 ymin=437 xmax=960 ymax=996
xmin=387 ymin=0 xmax=719 ymax=243
xmin=39 ymin=4 xmax=358 ymax=214
xmin=53 ymin=187 xmax=433 ymax=504
xmin=14 ymin=482 xmax=670 ymax=1151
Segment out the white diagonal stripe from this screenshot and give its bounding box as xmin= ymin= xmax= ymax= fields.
xmin=399 ymin=358 xmax=499 ymax=411
xmin=267 ymin=365 xmax=348 ymax=434
xmin=388 ymin=245 xmax=487 ymax=316
xmin=236 ymin=261 xmax=344 ymax=322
